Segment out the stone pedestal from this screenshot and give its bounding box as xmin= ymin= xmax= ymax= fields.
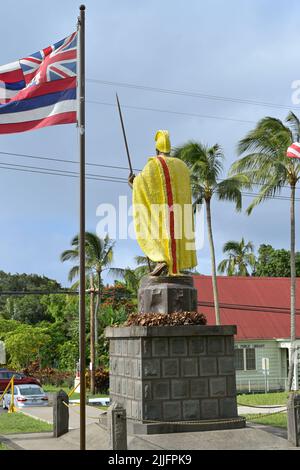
xmin=138 ymin=275 xmax=198 ymax=314
xmin=105 ymin=325 xmax=246 ymax=434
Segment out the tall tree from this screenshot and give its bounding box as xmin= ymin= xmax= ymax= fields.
xmin=174 ymin=142 xmax=247 ymax=324
xmin=254 ymin=244 xmax=300 ymax=277
xmin=230 ymin=112 xmax=300 ymax=390
xmin=61 ymin=233 xmax=114 ymax=394
xmin=218 ymin=238 xmax=256 ymax=276
xmin=0 ymin=272 xmax=61 ymax=320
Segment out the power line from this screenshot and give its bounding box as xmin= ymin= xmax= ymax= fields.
xmin=240 ymin=191 xmax=296 ymax=202
xmin=87 ymin=78 xmax=296 ymax=112
xmin=0 ymin=290 xmax=77 ymax=296
xmin=1 ymin=288 xmax=297 ymax=316
xmin=198 ymin=300 xmax=300 ymax=316
xmin=87 ymin=99 xmax=256 ymax=125
xmin=0 ymin=149 xmax=299 ymax=192
xmin=0 ymin=150 xmax=134 ymax=171
xmin=0 ymin=161 xmax=128 ymax=182
xmin=0 ymin=162 xmax=128 ymax=183
xmin=0 ymin=159 xmax=298 ymax=201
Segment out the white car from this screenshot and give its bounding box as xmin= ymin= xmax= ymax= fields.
xmin=3 ymin=384 xmax=48 ymax=409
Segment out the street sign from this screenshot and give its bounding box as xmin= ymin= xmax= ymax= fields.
xmin=262 ymin=357 xmax=270 ymax=374
xmin=262 ymin=357 xmax=270 ymax=392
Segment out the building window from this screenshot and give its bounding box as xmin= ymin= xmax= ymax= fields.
xmin=245 ymin=348 xmax=256 ymax=370
xmin=235 ymin=348 xmax=256 ymax=371
xmin=235 ymin=349 xmax=244 ymax=370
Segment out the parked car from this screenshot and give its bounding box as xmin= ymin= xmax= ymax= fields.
xmin=0 ymin=369 xmax=41 ymax=393
xmin=2 ymin=384 xmax=48 ymax=409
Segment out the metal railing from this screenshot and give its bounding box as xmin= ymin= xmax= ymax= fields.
xmin=236 ymin=376 xmax=288 ymax=393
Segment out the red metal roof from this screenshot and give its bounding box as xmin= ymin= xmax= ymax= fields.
xmin=193 ymin=275 xmax=300 ymax=340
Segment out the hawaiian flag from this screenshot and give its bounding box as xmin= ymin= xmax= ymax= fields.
xmin=0 ymin=32 xmax=77 ymax=134
xmin=287 ymin=142 xmax=300 ymax=159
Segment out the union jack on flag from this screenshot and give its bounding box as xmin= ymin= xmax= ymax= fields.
xmin=0 ymin=32 xmax=77 ymax=134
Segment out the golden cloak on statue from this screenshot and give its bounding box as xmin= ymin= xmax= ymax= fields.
xmin=132 ymin=130 xmax=197 ymax=275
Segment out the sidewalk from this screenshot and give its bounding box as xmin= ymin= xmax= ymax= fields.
xmin=1 ymin=405 xmax=298 ymax=450
xmin=237 ymin=404 xmax=286 ymax=415
xmin=2 ymin=422 xmax=297 ymax=450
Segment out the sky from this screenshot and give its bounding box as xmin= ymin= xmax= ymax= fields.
xmin=0 ymin=0 xmax=300 ymax=287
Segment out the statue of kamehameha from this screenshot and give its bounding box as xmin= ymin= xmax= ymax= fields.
xmin=129 ymin=130 xmax=198 ymax=276
xmin=116 ymin=94 xmax=197 ymax=276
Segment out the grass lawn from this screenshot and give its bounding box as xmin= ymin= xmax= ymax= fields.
xmin=237 ymin=391 xmax=291 ymax=429
xmin=43 ymin=385 xmax=108 ymax=400
xmin=0 ymin=412 xmax=52 ymax=435
xmin=245 ymin=412 xmax=287 ymax=428
xmin=0 ymin=442 xmax=9 ymax=450
xmin=237 ymin=391 xmax=290 ymax=406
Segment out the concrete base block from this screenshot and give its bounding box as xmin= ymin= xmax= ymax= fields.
xmin=106 ymin=324 xmax=245 ymax=435
xmin=127 ymin=416 xmax=246 ymax=435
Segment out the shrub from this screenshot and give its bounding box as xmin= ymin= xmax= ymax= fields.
xmin=22 ymin=361 xmax=73 ymax=387
xmin=86 ymin=367 xmax=109 ymax=394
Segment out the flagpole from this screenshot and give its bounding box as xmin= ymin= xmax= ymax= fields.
xmin=78 ymin=4 xmax=86 ymax=451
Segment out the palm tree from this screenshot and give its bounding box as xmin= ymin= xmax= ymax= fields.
xmin=174 ymin=142 xmax=248 ymax=324
xmin=230 ymin=112 xmax=300 ymax=391
xmin=135 ymin=255 xmax=155 ymax=274
xmin=110 ymin=256 xmax=154 ymax=298
xmin=218 ymin=238 xmax=256 ymax=276
xmin=61 ymin=232 xmax=114 ymax=394
xmin=111 ymin=267 xmax=144 ymax=298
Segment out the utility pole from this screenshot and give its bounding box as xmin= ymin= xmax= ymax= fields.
xmin=78 ymin=4 xmax=86 ymax=451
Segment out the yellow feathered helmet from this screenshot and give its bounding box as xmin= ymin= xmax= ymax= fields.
xmin=155 ymin=130 xmax=171 ymax=154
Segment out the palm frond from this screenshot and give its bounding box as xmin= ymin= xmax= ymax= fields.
xmin=246 ymin=179 xmax=286 ymax=215
xmin=237 ymin=117 xmax=292 ymax=157
xmin=216 ymin=177 xmax=243 ymax=211
xmin=244 ymin=253 xmax=256 ymax=268
xmin=134 ymin=255 xmax=149 ymax=266
xmin=222 ymin=240 xmax=242 ymax=254
xmin=60 ymin=249 xmax=79 ymax=262
xmin=85 ymin=232 xmax=103 ymax=260
xmin=217 ymin=259 xmax=229 ymax=274
xmin=108 ymin=267 xmax=128 ymax=279
xmin=286 ymin=111 xmax=300 ymax=142
xmin=174 ymin=141 xmax=224 ymax=186
xmin=68 ymin=265 xmax=80 ymax=282
xmin=101 ymin=244 xmax=114 ymax=267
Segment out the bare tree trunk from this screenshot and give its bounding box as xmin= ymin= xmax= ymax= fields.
xmin=206 ymin=199 xmax=221 ymax=325
xmin=287 ymin=183 xmax=296 ymax=391
xmin=89 ymin=274 xmax=95 ymax=395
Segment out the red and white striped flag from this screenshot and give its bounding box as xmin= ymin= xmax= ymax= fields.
xmin=287 ymin=142 xmax=300 ymax=159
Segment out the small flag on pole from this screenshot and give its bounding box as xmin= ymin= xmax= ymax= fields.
xmin=0 ymin=32 xmax=77 ymax=134
xmin=287 ymin=142 xmax=300 ymax=159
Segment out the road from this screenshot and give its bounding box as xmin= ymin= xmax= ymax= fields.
xmin=20 ymin=404 xmax=104 ymax=429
